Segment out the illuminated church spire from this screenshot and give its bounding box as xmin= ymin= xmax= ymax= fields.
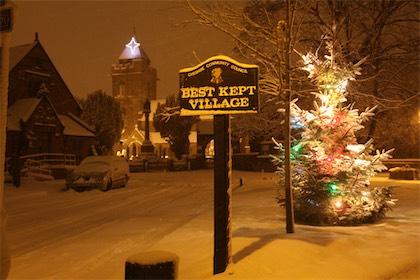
xmin=125 ymin=37 xmax=140 ymax=55
xmin=119 ymin=34 xmax=150 ymax=62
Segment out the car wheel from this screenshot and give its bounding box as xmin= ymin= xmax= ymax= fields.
xmin=101 ymin=178 xmax=112 ymax=192
xmin=123 ymin=175 xmax=129 ymax=188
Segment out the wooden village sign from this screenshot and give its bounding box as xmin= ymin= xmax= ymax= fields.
xmin=180 ymin=55 xmax=259 ymax=274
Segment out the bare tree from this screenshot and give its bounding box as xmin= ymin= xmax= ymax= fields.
xmin=231 ymin=93 xmax=284 ymax=150
xmin=183 ymin=0 xmax=314 ymax=144
xmin=304 ymin=0 xmax=420 ymax=157
xmin=187 ymin=1 xmax=316 ymax=94
xmin=184 ymin=0 xmax=420 ymax=157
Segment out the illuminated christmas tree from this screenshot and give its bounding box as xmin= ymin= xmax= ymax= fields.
xmin=274 ymin=41 xmax=396 ymax=226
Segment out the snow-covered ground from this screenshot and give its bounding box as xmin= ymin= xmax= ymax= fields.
xmin=3 ymin=170 xmax=419 ymax=279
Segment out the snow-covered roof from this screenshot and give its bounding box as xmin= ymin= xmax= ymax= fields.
xmin=68 ymin=113 xmax=95 ymax=132
xmin=121 ymin=125 xmax=145 ymax=144
xmin=118 ymin=36 xmax=150 ymax=62
xmin=7 ymin=97 xmax=95 ymax=138
xmin=59 ymin=114 xmax=95 ymax=137
xmin=7 ymin=98 xmax=42 ymax=131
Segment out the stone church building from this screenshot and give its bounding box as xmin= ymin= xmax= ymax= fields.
xmin=4 ymin=34 xmax=96 ymax=161
xmin=111 ymin=36 xmax=198 ymax=160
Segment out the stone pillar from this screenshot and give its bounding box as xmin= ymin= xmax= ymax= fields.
xmin=141 ymin=99 xmax=154 ymax=153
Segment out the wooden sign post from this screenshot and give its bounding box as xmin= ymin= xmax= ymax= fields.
xmin=179 ymin=56 xmax=258 ymax=274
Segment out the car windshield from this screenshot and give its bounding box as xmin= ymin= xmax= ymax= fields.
xmin=75 ymin=162 xmax=110 ymax=174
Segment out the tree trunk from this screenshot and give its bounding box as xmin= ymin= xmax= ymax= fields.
xmin=365 ymin=69 xmax=379 ymax=142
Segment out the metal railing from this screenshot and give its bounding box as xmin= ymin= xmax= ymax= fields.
xmin=20 ymin=153 xmax=76 ymax=167
xmin=6 ymin=153 xmax=77 ymax=181
xmin=24 ymin=158 xmax=53 ymax=180
xmin=383 ymin=158 xmax=420 ymax=169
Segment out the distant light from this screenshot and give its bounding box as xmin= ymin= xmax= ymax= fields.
xmin=125 ymin=37 xmax=140 ymax=55
xmin=334 ymin=201 xmax=342 ymax=208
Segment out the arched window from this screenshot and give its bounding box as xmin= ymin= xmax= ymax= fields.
xmin=119 ymin=82 xmax=126 ymax=96
xmin=205 ymin=140 xmax=214 ymax=159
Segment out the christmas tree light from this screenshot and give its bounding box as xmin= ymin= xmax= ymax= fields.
xmin=274 ymin=39 xmax=396 ymax=226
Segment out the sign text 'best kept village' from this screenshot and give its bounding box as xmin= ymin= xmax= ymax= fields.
xmin=179 ymin=55 xmax=259 ymax=116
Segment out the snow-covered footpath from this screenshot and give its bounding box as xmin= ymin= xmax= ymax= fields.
xmin=3 ymin=170 xmax=420 ymax=279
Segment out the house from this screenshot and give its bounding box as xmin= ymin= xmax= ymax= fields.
xmin=3 ymin=33 xmax=96 ymax=161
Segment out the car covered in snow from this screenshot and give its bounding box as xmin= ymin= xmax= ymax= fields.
xmin=66 ymin=156 xmax=130 ymax=192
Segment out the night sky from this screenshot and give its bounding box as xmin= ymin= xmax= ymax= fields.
xmin=9 ymin=1 xmax=245 ymax=99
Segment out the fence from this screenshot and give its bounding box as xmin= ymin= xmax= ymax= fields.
xmin=6 ymin=153 xmax=76 ymax=181
xmin=20 ymin=153 xmax=76 ymax=167
xmin=383 ymin=158 xmax=420 ymax=169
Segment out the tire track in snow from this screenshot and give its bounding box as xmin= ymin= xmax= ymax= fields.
xmin=58 ymin=193 xmax=212 ymax=278
xmin=7 ymin=179 xmax=208 ymax=258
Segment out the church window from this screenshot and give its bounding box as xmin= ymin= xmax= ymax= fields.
xmin=119 ymin=82 xmax=126 ymax=96
xmin=205 ymin=140 xmax=215 ymax=159
xmin=26 ymin=70 xmax=50 ymax=97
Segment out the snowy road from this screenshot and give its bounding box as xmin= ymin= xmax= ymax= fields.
xmin=7 ymin=174 xmax=208 ymax=256
xmin=5 ymin=170 xmax=223 ymax=279
xmin=4 ymin=170 xmax=420 ymax=279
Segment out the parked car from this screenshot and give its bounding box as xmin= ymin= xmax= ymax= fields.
xmin=66 ymin=156 xmax=130 ymax=192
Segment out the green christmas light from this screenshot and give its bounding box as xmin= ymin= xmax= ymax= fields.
xmin=326 ymin=182 xmax=339 ymax=194
xmin=292 ymin=144 xmax=302 ymax=153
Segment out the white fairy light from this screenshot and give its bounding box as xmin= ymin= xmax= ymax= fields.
xmin=346 ymin=144 xmax=365 ymax=153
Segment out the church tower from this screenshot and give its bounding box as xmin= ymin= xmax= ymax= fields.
xmin=111 ymin=36 xmax=157 ymax=140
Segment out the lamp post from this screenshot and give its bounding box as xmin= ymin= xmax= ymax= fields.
xmin=1 ymin=1 xmax=14 ymax=278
